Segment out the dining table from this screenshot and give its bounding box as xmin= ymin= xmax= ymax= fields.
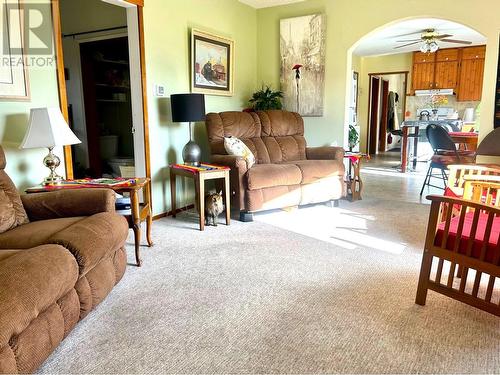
xmin=448 ymin=131 xmax=479 ymax=151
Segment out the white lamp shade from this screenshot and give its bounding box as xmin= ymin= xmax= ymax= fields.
xmin=20 ymin=107 xmax=81 ymax=149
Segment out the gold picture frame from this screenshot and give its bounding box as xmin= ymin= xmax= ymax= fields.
xmin=190 ymin=29 xmax=234 ymax=96
xmin=0 ymin=0 xmax=30 ymax=101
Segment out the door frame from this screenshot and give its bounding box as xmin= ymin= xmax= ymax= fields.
xmin=366 ymin=70 xmax=409 ymax=154
xmin=368 ymin=76 xmax=380 ymax=155
xmin=51 ymin=0 xmax=151 ymax=181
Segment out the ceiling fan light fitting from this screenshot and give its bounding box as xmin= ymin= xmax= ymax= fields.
xmin=429 ymin=41 xmax=439 ymax=53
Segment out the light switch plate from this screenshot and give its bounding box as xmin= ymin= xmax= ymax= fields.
xmin=154 ymin=84 xmax=166 ymax=97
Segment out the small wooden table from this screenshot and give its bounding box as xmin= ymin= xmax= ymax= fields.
xmin=26 ymin=178 xmax=153 ymax=267
xmin=344 ymin=152 xmax=370 ymax=201
xmin=170 ymin=164 xmax=230 ymax=231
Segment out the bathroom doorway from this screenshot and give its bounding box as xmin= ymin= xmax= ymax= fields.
xmin=77 ymin=36 xmax=134 ymax=178
xmin=57 ymin=0 xmax=147 ymax=180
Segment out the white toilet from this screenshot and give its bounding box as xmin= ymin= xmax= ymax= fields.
xmin=99 ymin=135 xmax=134 ymax=177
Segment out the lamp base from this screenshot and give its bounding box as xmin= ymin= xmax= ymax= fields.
xmin=182 ymin=141 xmax=201 ymax=167
xmin=42 ymin=147 xmax=63 ymax=185
xmin=43 ymin=175 xmax=63 ymax=185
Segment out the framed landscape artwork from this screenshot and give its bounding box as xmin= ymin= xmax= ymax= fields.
xmin=280 ymin=14 xmax=326 ymax=116
xmin=191 ymin=29 xmax=234 ymax=96
xmin=0 ymin=0 xmax=30 ymax=100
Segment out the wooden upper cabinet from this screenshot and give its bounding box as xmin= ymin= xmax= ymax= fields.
xmin=457 ymin=45 xmax=486 ymax=101
xmin=412 ymin=61 xmax=435 ymax=90
xmin=462 ymin=46 xmax=486 ymax=60
xmin=413 ymin=52 xmax=436 ymax=64
xmin=411 ymin=46 xmax=486 ymax=100
xmin=435 ymin=48 xmax=459 ymax=62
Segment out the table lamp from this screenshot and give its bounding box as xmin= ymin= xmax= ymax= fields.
xmin=20 ymin=107 xmax=81 ymax=185
xmin=170 ymin=93 xmax=205 ymax=166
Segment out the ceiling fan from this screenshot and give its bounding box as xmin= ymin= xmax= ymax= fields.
xmin=394 ymin=28 xmax=472 ymax=53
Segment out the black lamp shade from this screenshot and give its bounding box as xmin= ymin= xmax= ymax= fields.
xmin=170 ymin=93 xmax=206 ymax=123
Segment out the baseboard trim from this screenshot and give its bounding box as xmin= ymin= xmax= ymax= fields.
xmin=153 ymin=204 xmax=195 ymax=221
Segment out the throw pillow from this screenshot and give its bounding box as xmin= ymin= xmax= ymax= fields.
xmin=0 ymin=190 xmax=17 ymax=233
xmin=224 ymin=136 xmax=256 ymax=168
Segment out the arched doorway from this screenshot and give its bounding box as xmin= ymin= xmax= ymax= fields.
xmin=345 ymin=17 xmax=487 ymax=177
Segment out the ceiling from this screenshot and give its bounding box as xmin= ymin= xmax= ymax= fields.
xmin=238 ymin=0 xmax=305 ymax=9
xmin=353 ymin=18 xmax=487 ymax=57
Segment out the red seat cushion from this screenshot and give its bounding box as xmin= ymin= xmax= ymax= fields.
xmin=435 ymin=212 xmax=500 ymax=263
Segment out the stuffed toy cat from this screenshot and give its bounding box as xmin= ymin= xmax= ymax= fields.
xmin=223 ymin=136 xmax=255 ymax=168
xmin=205 ymin=191 xmax=224 ymax=226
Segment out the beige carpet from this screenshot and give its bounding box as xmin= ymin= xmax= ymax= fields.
xmin=38 ymin=157 xmax=500 ymax=374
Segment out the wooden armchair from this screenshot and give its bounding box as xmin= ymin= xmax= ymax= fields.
xmin=415 ymin=179 xmax=500 ymax=316
xmin=447 ymin=164 xmax=500 ymax=196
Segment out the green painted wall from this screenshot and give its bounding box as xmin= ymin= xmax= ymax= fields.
xmin=0 ymin=0 xmax=60 ymax=190
xmin=143 ymin=0 xmax=258 ymax=214
xmin=256 ymin=0 xmax=500 ymax=149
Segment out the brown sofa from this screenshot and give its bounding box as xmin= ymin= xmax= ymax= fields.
xmin=0 ymin=146 xmax=128 ymax=373
xmin=206 ymin=110 xmax=345 ymax=220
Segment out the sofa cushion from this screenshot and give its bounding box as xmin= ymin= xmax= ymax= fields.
xmin=0 ymin=245 xmax=78 ymax=351
xmin=0 ymin=217 xmax=85 ymax=249
xmin=49 ymin=212 xmax=129 ymax=276
xmin=257 ymin=110 xmax=304 ymax=137
xmin=247 ymin=164 xmax=302 ymax=190
xmin=435 ymin=211 xmax=500 ymax=263
xmin=0 ymin=170 xmax=29 ymax=233
xmin=224 ymin=136 xmax=256 ymax=168
xmin=0 ymin=190 xmax=17 ymax=233
xmin=288 ymin=159 xmax=345 ymax=184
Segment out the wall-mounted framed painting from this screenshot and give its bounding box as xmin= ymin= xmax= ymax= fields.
xmin=280 ymin=14 xmax=326 ymax=116
xmin=0 ymin=0 xmax=30 ymax=100
xmin=191 ymin=29 xmax=233 ymax=96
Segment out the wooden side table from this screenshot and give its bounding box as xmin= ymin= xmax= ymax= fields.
xmin=114 ymin=178 xmax=153 ymax=267
xmin=344 ymin=152 xmax=369 ymax=201
xmin=169 ymin=164 xmax=230 ymax=231
xmin=26 ymin=178 xmax=153 ymax=267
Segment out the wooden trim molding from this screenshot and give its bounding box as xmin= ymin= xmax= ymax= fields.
xmin=153 ymin=205 xmax=195 ymax=221
xmin=51 ymin=0 xmax=74 ymax=179
xmin=137 ymin=6 xmax=151 ymax=179
xmin=125 ymin=0 xmax=144 ymax=6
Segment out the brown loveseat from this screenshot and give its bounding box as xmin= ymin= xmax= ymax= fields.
xmin=206 ymin=110 xmax=345 ymax=220
xmin=0 ymin=146 xmax=128 ymax=373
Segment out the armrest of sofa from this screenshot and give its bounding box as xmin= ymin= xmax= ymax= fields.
xmin=306 ymin=146 xmax=345 ymax=161
xmin=0 ymin=245 xmax=78 ymax=352
xmin=212 ymin=154 xmax=248 ymax=173
xmin=211 ymin=154 xmax=248 ymax=211
xmin=21 ymin=188 xmax=116 ymax=221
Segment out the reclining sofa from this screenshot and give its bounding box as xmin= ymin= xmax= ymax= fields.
xmin=205 ymin=110 xmax=345 ymax=220
xmin=0 ymin=146 xmax=128 ymax=373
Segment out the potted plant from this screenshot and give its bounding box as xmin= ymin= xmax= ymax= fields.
xmin=348 ymin=125 xmax=359 ymax=151
xmin=248 ymin=85 xmax=283 ymax=111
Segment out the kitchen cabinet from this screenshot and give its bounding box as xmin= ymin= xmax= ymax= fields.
xmin=434 ymin=49 xmax=459 ymax=89
xmin=411 ymin=46 xmax=485 ymax=100
xmin=411 ymin=48 xmax=459 ymax=91
xmin=457 ymin=46 xmax=485 ymax=101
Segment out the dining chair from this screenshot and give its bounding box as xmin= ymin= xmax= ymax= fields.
xmin=420 ymin=124 xmax=475 ymax=196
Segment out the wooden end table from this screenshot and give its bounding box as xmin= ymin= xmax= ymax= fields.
xmin=26 ymin=178 xmax=153 ymax=267
xmin=344 ymin=152 xmax=370 ymax=201
xmin=169 ymin=164 xmax=231 ymax=231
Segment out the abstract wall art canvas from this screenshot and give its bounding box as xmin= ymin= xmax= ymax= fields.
xmin=191 ymin=29 xmax=234 ymax=96
xmin=280 ymin=14 xmax=326 ymax=116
